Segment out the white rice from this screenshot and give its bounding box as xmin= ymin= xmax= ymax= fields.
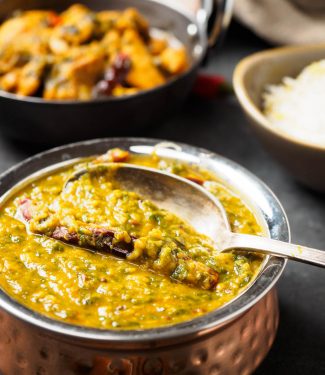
xmin=263 ymin=59 xmax=325 ymax=147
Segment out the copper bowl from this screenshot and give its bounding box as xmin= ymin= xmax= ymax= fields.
xmin=0 ymin=138 xmax=288 ymax=375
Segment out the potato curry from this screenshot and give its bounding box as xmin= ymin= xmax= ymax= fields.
xmin=0 ymin=5 xmax=188 ymax=100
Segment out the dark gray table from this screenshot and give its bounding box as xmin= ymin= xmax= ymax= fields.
xmin=0 ymin=22 xmax=324 ymax=375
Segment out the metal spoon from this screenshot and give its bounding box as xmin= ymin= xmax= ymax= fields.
xmin=65 ymin=163 xmax=325 ymax=267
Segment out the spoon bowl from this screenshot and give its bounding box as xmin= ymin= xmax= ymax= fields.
xmin=65 ymin=163 xmax=231 ymax=250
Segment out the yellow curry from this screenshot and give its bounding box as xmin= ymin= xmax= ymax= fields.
xmin=0 ymin=149 xmax=263 ymax=330
xmin=0 ymin=4 xmax=188 ymax=100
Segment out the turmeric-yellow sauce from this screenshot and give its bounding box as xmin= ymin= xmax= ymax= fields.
xmin=0 ymin=149 xmax=263 ymax=330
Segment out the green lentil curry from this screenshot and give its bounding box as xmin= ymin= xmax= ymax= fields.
xmin=0 ymin=149 xmax=263 ymax=330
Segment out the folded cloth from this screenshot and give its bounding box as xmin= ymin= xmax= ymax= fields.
xmin=234 ymin=0 xmax=325 ymax=45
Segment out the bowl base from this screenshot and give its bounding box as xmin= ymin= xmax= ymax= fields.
xmin=0 ymin=289 xmax=279 ymax=375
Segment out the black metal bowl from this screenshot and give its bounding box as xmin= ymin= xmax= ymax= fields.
xmin=0 ymin=0 xmax=233 ymax=144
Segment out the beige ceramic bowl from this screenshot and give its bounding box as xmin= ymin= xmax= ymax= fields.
xmin=233 ymin=44 xmax=325 ymax=191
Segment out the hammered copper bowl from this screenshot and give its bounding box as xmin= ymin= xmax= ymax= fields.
xmin=0 ymin=138 xmax=288 ymax=375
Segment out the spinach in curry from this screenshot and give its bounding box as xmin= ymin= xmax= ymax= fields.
xmin=0 ymin=149 xmax=263 ymax=330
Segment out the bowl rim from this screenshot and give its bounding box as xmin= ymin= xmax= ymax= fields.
xmin=233 ymin=43 xmax=325 ymax=152
xmin=0 ymin=0 xmax=206 ymax=105
xmin=0 ymin=137 xmax=288 ymax=345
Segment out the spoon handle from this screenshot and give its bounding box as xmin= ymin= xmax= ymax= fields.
xmin=227 ymin=233 xmax=325 ymax=267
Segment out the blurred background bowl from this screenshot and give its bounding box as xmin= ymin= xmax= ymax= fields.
xmin=233 ymin=44 xmax=325 ymax=191
xmin=0 ymin=0 xmax=233 ymax=144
